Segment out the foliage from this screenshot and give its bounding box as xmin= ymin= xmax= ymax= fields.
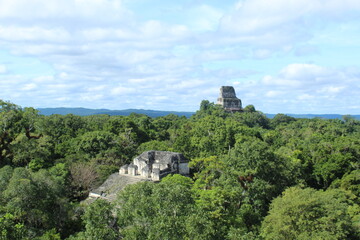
xmin=137 ymin=140 xmax=174 ymax=153
xmin=260 ymin=186 xmax=359 ymax=239
xmin=1 ymin=167 xmax=75 ymax=238
xmin=0 ymin=98 xmax=359 ymax=239
xmin=330 ymin=170 xmax=360 ymax=198
xmin=243 ymin=104 xmax=256 ymax=113
xmin=0 ymin=213 xmax=26 ymax=240
xmin=79 ymin=200 xmax=119 ymax=240
xmin=116 ymin=175 xmax=195 ymax=239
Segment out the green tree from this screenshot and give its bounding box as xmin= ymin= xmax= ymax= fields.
xmin=231 ymin=111 xmax=270 ymax=129
xmin=192 ymin=100 xmax=228 ymax=119
xmin=116 ymin=181 xmax=156 ymax=239
xmin=330 ymin=169 xmax=360 ymax=198
xmin=80 ymin=200 xmax=119 ymax=240
xmin=137 ymin=140 xmax=173 ymax=153
xmin=10 ymin=134 xmax=53 ymax=169
xmin=226 ymin=137 xmax=295 ymax=191
xmin=310 ymin=137 xmax=360 ymax=188
xmin=36 ymin=229 xmax=61 ymax=240
xmin=105 ymin=116 xmax=148 ymax=144
xmin=261 ymin=187 xmax=359 ymax=240
xmin=117 ymin=175 xmax=195 ymax=239
xmin=0 ymin=165 xmax=13 ymax=198
xmin=40 ymin=114 xmax=85 ymax=144
xmin=149 ymin=114 xmax=185 ymax=141
xmin=0 ymin=100 xmax=24 ymax=166
xmin=2 ymin=168 xmax=72 ymax=237
xmin=243 ymin=105 xmax=256 ymax=113
xmin=0 ymin=213 xmax=27 ymax=240
xmin=270 ymin=113 xmax=296 ymax=128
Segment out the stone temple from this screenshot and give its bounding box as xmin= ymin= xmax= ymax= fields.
xmin=217 ymin=86 xmax=242 ymax=112
xmin=119 ymin=151 xmax=189 ymax=181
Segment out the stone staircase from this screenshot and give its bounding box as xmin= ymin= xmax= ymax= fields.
xmin=88 ymin=173 xmax=150 ymax=202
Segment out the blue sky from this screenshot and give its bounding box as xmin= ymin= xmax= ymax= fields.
xmin=0 ymin=0 xmax=359 ymax=114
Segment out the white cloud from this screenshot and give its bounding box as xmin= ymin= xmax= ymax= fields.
xmin=279 ymin=64 xmax=330 ymax=80
xmin=21 ymin=83 xmax=37 ymax=91
xmin=33 ymin=75 xmax=55 ymax=83
xmin=318 ymin=86 xmax=346 ymax=94
xmin=81 ymin=28 xmax=135 ymax=41
xmin=0 ymin=0 xmax=359 ymax=114
xmin=265 ymin=90 xmax=283 ymax=98
xmin=80 ymin=94 xmax=104 ymax=102
xmin=240 ymin=63 xmax=360 ymax=114
xmin=252 ymin=49 xmax=273 ymax=59
xmin=0 ymin=65 xmax=7 ymax=74
xmin=86 ymin=85 xmax=107 ymax=92
xmin=218 ymin=0 xmax=360 ymax=49
xmin=297 ymin=94 xmax=315 ymax=100
xmin=187 ymin=4 xmax=224 ymax=31
xmin=110 ymin=86 xmax=136 ymax=95
xmin=0 ymin=26 xmax=70 ymax=43
xmin=262 ymin=75 xmax=301 ymax=87
xmin=171 ymin=79 xmax=206 ymax=90
xmin=0 ymin=0 xmax=129 ymax=24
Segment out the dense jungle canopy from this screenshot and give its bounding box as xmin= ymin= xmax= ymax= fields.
xmin=0 ymin=99 xmax=359 ymax=239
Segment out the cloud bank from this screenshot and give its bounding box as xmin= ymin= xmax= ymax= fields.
xmin=0 ymin=0 xmax=359 ymax=114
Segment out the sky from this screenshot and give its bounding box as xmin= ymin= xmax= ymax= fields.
xmin=0 ymin=0 xmax=360 ymax=114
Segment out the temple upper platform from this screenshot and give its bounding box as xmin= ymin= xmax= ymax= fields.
xmin=217 ymin=86 xmax=242 ymax=112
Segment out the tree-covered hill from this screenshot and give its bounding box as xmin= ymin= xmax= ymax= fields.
xmin=0 ymin=99 xmax=359 ymax=239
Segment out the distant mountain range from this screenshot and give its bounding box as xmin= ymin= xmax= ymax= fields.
xmin=37 ymin=107 xmax=195 ymax=118
xmin=37 ymin=107 xmax=360 ymax=120
xmin=266 ymin=113 xmax=360 ymax=120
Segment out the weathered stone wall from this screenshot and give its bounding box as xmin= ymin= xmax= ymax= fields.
xmin=119 ymin=151 xmax=189 ymax=181
xmin=217 ymin=86 xmax=242 ymax=111
xmin=219 ymin=86 xmax=237 ymax=98
xmin=128 ymin=164 xmax=138 ymax=176
xmin=119 ymin=164 xmax=128 ymax=174
xmin=179 ymin=163 xmax=189 ymax=175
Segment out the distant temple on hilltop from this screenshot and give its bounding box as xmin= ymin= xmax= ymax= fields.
xmin=217 ymin=86 xmax=242 ymax=112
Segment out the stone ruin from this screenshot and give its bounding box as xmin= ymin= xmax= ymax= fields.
xmin=119 ymin=151 xmax=189 ymax=181
xmin=217 ymin=86 xmax=242 ymax=112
